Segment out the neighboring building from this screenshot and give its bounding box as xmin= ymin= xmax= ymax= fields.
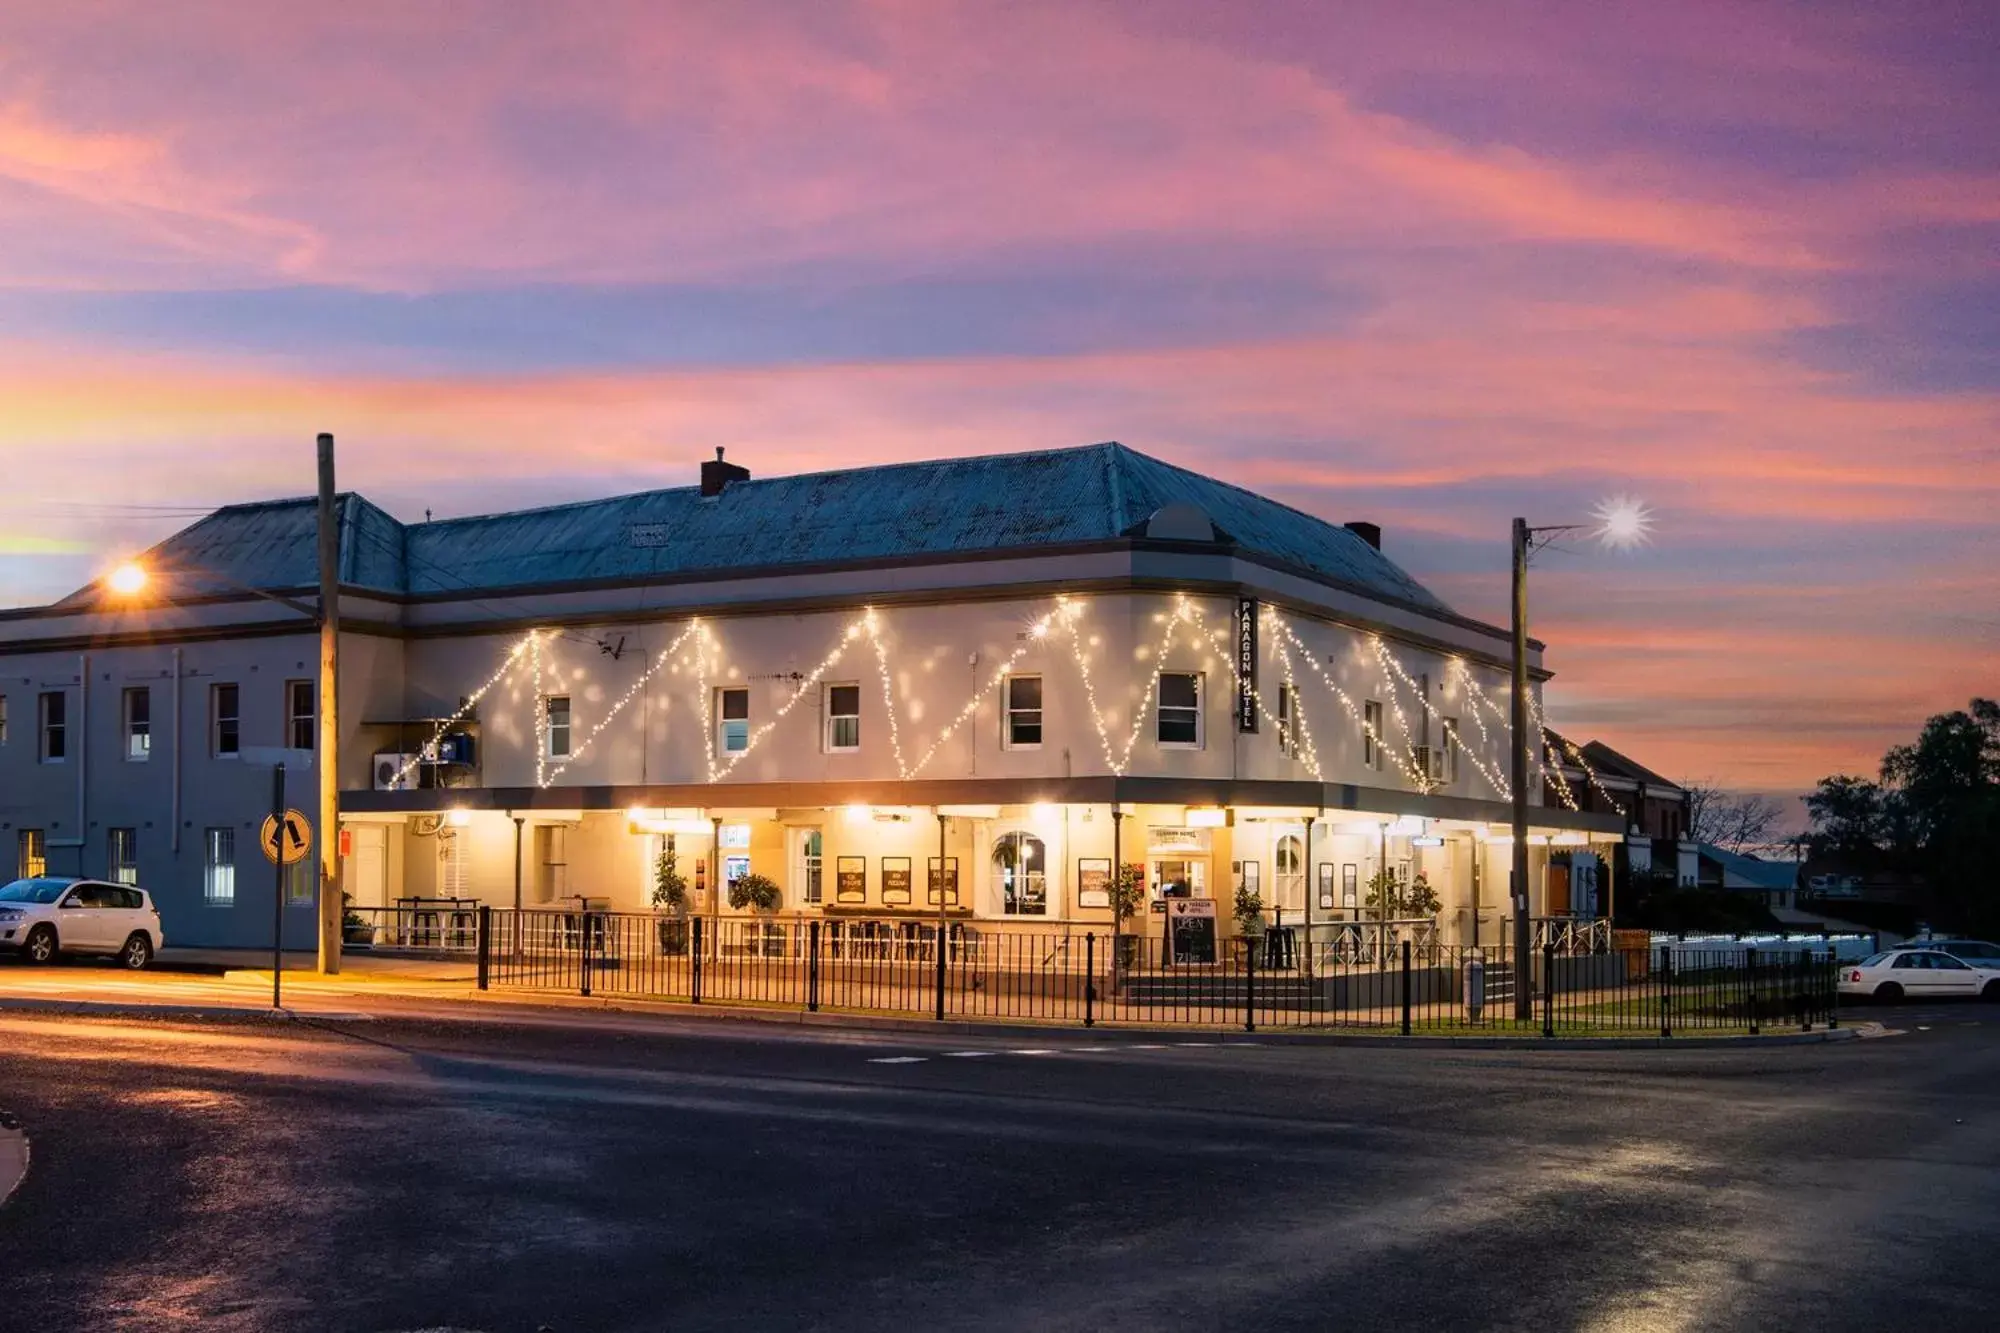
xmin=1539 ymin=733 xmax=1697 ymax=915
xmin=0 ymin=442 xmax=1618 ymax=951
xmin=1696 ymin=844 xmax=1798 ymax=910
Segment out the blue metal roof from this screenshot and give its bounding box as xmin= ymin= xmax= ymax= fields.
xmin=69 ymin=443 xmax=1451 ymax=613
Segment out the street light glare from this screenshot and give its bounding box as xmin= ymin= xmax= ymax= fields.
xmin=1592 ymin=496 xmax=1653 ymax=550
xmin=107 ymin=562 xmax=149 ymax=596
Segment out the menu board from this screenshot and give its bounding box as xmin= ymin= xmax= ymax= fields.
xmin=927 ymin=857 xmax=959 ymax=906
xmin=1167 ymin=898 xmax=1218 ymax=965
xmin=836 ymin=856 xmax=867 ymax=904
xmin=1077 ymin=858 xmax=1111 ymax=909
xmin=882 ymin=857 xmax=913 ymax=905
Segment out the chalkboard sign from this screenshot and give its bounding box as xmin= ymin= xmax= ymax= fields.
xmin=1166 ymin=898 xmax=1218 ymax=965
xmin=836 ymin=856 xmax=867 ymax=904
xmin=927 ymin=857 xmax=959 ymax=906
xmin=882 ymin=857 xmax=913 ymax=905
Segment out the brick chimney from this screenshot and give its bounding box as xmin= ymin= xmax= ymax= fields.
xmin=1344 ymin=520 xmax=1381 ymax=550
xmin=700 ymin=447 xmax=749 ymax=498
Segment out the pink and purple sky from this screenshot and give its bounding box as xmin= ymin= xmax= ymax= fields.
xmin=1 ymin=1 xmax=1995 ymax=804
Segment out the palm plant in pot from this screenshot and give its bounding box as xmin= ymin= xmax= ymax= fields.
xmin=652 ymin=841 xmax=690 ymax=955
xmin=1109 ymin=863 xmax=1146 ymax=973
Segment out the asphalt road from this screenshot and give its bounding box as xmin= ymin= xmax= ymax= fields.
xmin=0 ymin=998 xmax=1992 ymax=1332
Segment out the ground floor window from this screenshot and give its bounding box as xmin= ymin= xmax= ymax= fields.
xmin=993 ymin=832 xmax=1047 ymax=916
xmin=204 ymin=828 xmax=235 ymax=905
xmin=18 ymin=829 xmax=45 ymax=879
xmin=795 ymin=829 xmax=823 ymax=905
xmin=1274 ymin=833 xmax=1305 ymax=913
xmin=108 ymin=828 xmax=138 ymax=886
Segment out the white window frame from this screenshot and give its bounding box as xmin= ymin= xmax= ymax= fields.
xmin=1156 ymin=671 xmax=1204 ymax=750
xmin=211 ymin=682 xmax=240 ymax=758
xmin=544 ymin=695 xmax=572 ymax=758
xmin=795 ymin=828 xmax=824 ymax=906
xmin=1363 ymin=700 xmax=1384 ymax=771
xmin=1003 ymin=674 xmax=1043 ymax=750
xmin=204 ymin=828 xmax=236 ymax=905
xmin=993 ymin=830 xmax=1048 ymax=917
xmin=287 ymin=679 xmax=315 ymax=752
xmin=716 ymin=686 xmax=750 ymax=755
xmin=1277 ymin=683 xmax=1297 ymax=758
xmin=109 ymin=828 xmax=139 ymax=886
xmin=38 ymin=690 xmax=65 ymax=763
xmin=123 ymin=686 xmax=151 ymax=762
xmin=1441 ymin=717 xmax=1461 ymax=785
xmin=1274 ymin=832 xmax=1305 ymax=913
xmin=825 ymin=682 xmax=861 ymax=753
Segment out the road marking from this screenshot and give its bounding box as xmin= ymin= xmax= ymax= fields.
xmin=1130 ymin=1043 xmax=1167 ymax=1049
xmin=1069 ymin=1046 xmax=1111 ymax=1052
xmin=1009 ymin=1048 xmax=1057 ymax=1056
xmin=940 ymin=1051 xmax=994 ymax=1058
xmin=1174 ymin=1041 xmax=1217 ymax=1047
xmin=866 ymin=1056 xmax=928 ymax=1064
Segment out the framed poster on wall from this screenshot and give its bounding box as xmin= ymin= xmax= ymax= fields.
xmin=882 ymin=857 xmax=913 ymax=905
xmin=1317 ymin=863 xmax=1336 ymax=910
xmin=1077 ymin=858 xmax=1112 ymax=909
xmin=926 ymin=857 xmax=959 ymax=906
xmin=836 ymin=856 xmax=867 ymax=904
xmin=1342 ymin=863 xmax=1359 ymax=910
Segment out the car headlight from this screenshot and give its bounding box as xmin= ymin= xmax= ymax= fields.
xmin=0 ymin=909 xmax=23 ymax=922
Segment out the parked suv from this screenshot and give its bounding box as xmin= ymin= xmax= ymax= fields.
xmin=0 ymin=878 xmax=163 ymax=968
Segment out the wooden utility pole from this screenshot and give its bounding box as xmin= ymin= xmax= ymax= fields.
xmin=317 ymin=433 xmax=343 ymax=974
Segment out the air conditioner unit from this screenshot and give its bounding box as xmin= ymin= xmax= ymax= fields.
xmin=1412 ymin=745 xmax=1444 ymax=782
xmin=373 ymin=753 xmax=420 ymax=791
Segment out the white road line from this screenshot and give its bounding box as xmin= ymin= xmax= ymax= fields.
xmin=866 ymin=1056 xmax=928 ymax=1064
xmin=1129 ymin=1043 xmax=1168 ymax=1050
xmin=1008 ymin=1049 xmax=1057 ymax=1056
xmin=1069 ymin=1046 xmax=1111 ymax=1052
xmin=940 ymin=1051 xmax=994 ymax=1058
xmin=1174 ymin=1041 xmax=1217 ymax=1047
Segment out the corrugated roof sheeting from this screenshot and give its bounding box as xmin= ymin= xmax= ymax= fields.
xmin=58 ymin=443 xmax=1451 ymax=613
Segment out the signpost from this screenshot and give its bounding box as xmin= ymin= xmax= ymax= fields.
xmin=246 ymin=747 xmax=312 ymax=1009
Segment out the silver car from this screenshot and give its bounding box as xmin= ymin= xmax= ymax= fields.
xmin=0 ymin=877 xmax=165 ymax=969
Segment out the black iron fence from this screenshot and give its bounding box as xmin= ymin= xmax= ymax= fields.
xmin=475 ymin=908 xmax=1840 ymax=1037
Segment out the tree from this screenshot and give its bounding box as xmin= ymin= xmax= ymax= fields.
xmin=1684 ymin=782 xmax=1785 ymax=853
xmin=1802 ymin=775 xmax=1888 ymax=861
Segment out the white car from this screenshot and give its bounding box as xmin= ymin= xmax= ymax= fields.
xmin=0 ymin=877 xmax=163 ymax=969
xmin=1839 ymin=948 xmax=2000 ymax=1003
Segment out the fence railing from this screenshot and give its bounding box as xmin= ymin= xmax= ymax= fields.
xmin=342 ymin=901 xmax=482 ymax=954
xmin=475 ymin=908 xmax=1840 ymax=1037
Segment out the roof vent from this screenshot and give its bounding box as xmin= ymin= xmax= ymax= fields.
xmin=700 ymin=447 xmax=749 ymax=498
xmin=1344 ymin=521 xmax=1381 ymax=550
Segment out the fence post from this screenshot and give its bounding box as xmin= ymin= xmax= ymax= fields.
xmin=1659 ymin=945 xmax=1672 ymax=1039
xmin=1400 ymin=938 xmax=1412 ymax=1037
xmin=1825 ymin=950 xmax=1838 ymax=1030
xmin=808 ymin=919 xmax=821 ymax=1014
xmin=1541 ymin=941 xmax=1555 ymax=1039
xmin=691 ymin=916 xmax=703 ymax=1005
xmin=934 ymin=923 xmax=947 ymax=1022
xmin=1746 ymin=946 xmax=1759 ymax=1035
xmin=1245 ymin=933 xmax=1258 ymax=1033
xmin=477 ymin=906 xmax=491 ymax=991
xmin=1794 ymin=951 xmax=1808 ymax=1032
xmin=579 ymin=911 xmax=594 ymax=998
xmin=1084 ymin=932 xmax=1096 ymax=1029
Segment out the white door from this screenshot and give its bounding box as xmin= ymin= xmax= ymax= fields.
xmin=1928 ymin=953 xmax=1983 ymax=996
xmin=58 ymin=884 xmax=114 ymax=949
xmin=350 ymin=826 xmax=389 ymax=907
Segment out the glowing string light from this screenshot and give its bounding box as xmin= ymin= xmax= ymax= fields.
xmin=392 ymin=631 xmax=539 ymax=790
xmin=541 ymin=620 xmax=705 ymax=784
xmin=1371 ymin=641 xmax=1511 ymax=799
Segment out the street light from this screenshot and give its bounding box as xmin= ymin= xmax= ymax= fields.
xmin=100 ymin=433 xmax=347 ymax=976
xmin=1509 ymin=498 xmax=1651 ymax=1018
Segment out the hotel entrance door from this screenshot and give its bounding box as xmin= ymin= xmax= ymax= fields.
xmin=1151 ymin=858 xmax=1209 ymax=901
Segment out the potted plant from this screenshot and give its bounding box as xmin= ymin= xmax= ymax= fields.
xmin=1233 ymin=882 xmax=1267 ymax=956
xmin=340 ymin=893 xmax=375 ymax=948
xmin=1110 ymin=863 xmax=1146 ymax=971
xmin=1363 ymin=869 xmax=1406 ymax=919
xmin=1402 ymin=871 xmax=1441 ymax=919
xmin=652 ymin=841 xmax=690 ymax=954
xmin=727 ymin=872 xmax=781 ymax=912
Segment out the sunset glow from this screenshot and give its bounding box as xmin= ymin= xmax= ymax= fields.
xmin=0 ymin=1 xmax=1992 ymax=803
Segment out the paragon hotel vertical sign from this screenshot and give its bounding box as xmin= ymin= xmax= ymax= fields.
xmin=1236 ymin=596 xmax=1258 ymax=733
